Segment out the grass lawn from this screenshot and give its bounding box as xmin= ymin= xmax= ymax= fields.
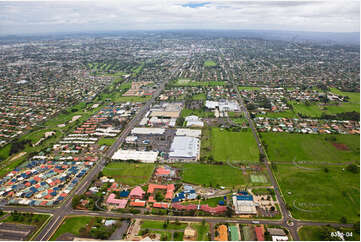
xmin=0 ymin=144 xmax=11 ymax=161
xmin=292 ymin=93 xmax=359 ymax=117
xmin=181 ymin=108 xmax=214 ymax=118
xmin=204 ymin=60 xmax=217 ymax=67
xmin=200 ymin=196 xmax=225 ymax=207
xmin=192 ymin=93 xmax=206 ymax=101
xmin=299 ymin=225 xmax=360 ymax=241
xmin=50 ymin=216 xmax=93 ymax=240
xmin=103 ymin=162 xmax=155 ymax=186
xmin=182 ymin=163 xmax=246 ymax=187
xmin=257 ymin=110 xmax=298 ymax=118
xmin=191 ymin=223 xmax=210 ymax=241
xmin=261 ymin=133 xmax=360 ymax=163
xmin=274 ymin=163 xmax=360 ymax=223
xmin=98 ymin=137 xmax=117 ymax=146
xmin=211 ymin=128 xmax=259 ymax=163
xmin=140 ymin=220 xmax=187 ymax=230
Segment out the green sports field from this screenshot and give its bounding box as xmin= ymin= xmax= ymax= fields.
xmin=261 ymin=133 xmax=360 ymax=163
xmin=274 ymin=163 xmax=360 ymax=223
xmin=211 ymin=128 xmax=259 ymax=163
xmin=103 ymin=162 xmax=155 ymax=186
xmin=181 ymin=163 xmax=246 ymax=187
xmin=204 ymin=60 xmax=217 ymax=67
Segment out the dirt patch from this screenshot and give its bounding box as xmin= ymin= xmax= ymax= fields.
xmin=332 ymin=143 xmax=350 ymax=151
xmin=9 ymin=152 xmax=26 ymax=161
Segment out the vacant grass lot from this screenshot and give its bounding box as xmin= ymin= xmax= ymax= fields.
xmin=50 ymin=216 xmax=93 ymax=240
xmin=299 ymin=225 xmax=360 ymax=241
xmin=191 ymin=223 xmax=210 ymax=241
xmin=274 ymin=163 xmax=360 ymax=223
xmin=204 ymin=60 xmax=217 ymax=67
xmin=182 ymin=163 xmax=245 ymax=187
xmin=98 ymin=137 xmax=117 ymax=146
xmin=261 ymin=133 xmax=360 ymax=163
xmin=103 ymin=162 xmax=155 ymax=186
xmin=257 ymin=110 xmax=298 ymax=119
xmin=211 ymin=128 xmax=259 ymax=163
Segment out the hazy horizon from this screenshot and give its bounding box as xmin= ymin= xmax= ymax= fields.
xmin=0 ymin=0 xmax=359 ymax=36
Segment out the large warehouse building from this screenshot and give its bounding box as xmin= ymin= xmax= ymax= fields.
xmin=168 ymin=136 xmax=200 ymax=162
xmin=111 ymin=149 xmax=159 ymax=163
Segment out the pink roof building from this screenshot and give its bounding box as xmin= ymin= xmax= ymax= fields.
xmin=255 ymin=226 xmax=265 ymax=241
xmin=200 ymin=204 xmax=227 ymax=214
xmin=130 ymin=186 xmax=145 ymax=199
xmin=147 ymin=184 xmax=175 ymax=200
xmin=106 ymin=193 xmax=128 ymax=209
xmin=155 ymin=168 xmax=170 ymax=176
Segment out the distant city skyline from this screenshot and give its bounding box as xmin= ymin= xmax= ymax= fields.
xmin=0 ymin=0 xmax=359 ymax=35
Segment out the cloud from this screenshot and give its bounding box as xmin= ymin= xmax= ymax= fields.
xmin=0 ymin=0 xmax=359 ymax=35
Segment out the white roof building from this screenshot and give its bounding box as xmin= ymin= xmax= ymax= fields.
xmin=176 ymin=129 xmax=202 ymax=138
xmin=112 ymin=149 xmax=159 ymax=163
xmin=232 ymin=196 xmax=257 ymax=214
xmin=168 ymin=136 xmax=200 ymax=161
xmin=131 ymin=127 xmax=165 ymax=135
xmin=272 ymin=236 xmax=289 ymax=241
xmin=205 ymin=100 xmax=218 ymax=109
xmin=185 ymin=116 xmax=204 ymax=127
xmin=125 ymin=136 xmax=138 ymax=143
xmin=205 ymin=100 xmax=240 ymax=112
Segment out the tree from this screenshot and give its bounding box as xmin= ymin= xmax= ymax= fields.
xmin=324 ymin=168 xmax=329 ymax=173
xmin=340 ymin=216 xmax=348 ymax=224
xmin=72 ymin=195 xmax=82 ymax=209
xmin=259 ymin=153 xmax=266 ymax=162
xmin=346 ymin=164 xmax=359 ymax=174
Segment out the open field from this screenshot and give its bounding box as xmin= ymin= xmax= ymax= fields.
xmin=299 ymin=225 xmax=360 ymax=241
xmin=50 ymin=216 xmax=93 ymax=240
xmin=261 ymin=133 xmax=360 ymax=163
xmin=181 ymin=163 xmax=246 ymax=187
xmin=257 ymin=110 xmax=298 ymax=118
xmin=273 ymin=163 xmax=360 ymax=223
xmin=204 ymin=60 xmax=217 ymax=67
xmin=103 ymin=162 xmax=155 ymax=186
xmin=211 ymin=128 xmax=259 ymax=163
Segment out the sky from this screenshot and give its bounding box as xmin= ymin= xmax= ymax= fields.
xmin=0 ymin=0 xmax=359 ymax=35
